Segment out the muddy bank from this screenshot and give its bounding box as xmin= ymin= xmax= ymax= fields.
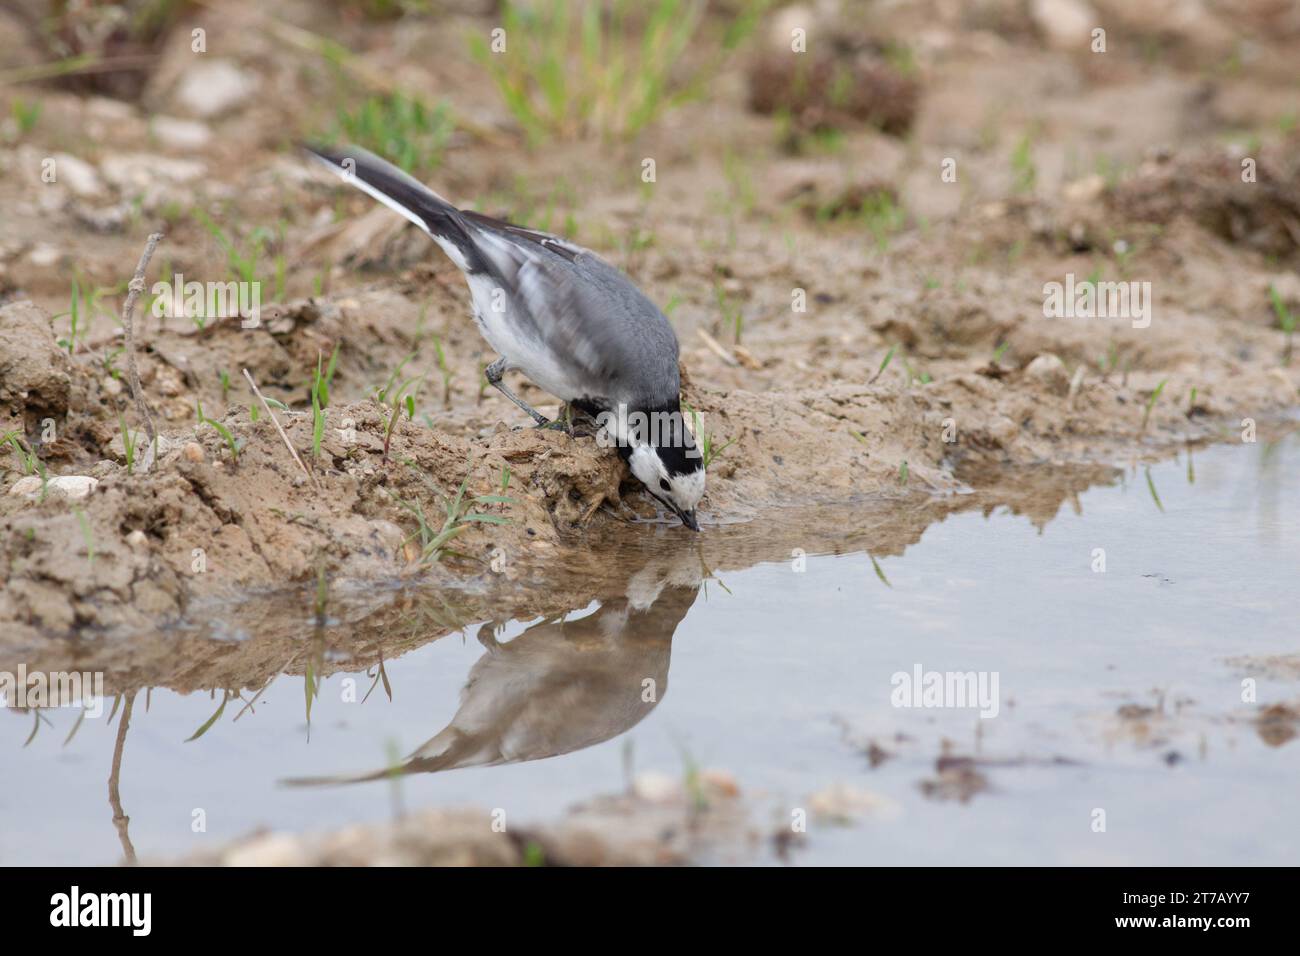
xmin=2 ymin=265 xmax=1295 ymax=653
xmin=12 ymin=440 xmax=1263 ymax=700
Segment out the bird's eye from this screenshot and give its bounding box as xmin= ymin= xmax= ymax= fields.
xmin=659 ymin=478 xmax=671 ymax=492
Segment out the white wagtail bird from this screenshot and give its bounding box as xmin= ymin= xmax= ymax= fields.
xmin=304 ymin=144 xmax=705 ymax=530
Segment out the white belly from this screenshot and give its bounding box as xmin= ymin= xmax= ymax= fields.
xmin=465 ymin=273 xmax=587 ymax=401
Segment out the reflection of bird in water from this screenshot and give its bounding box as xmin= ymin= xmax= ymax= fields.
xmin=285 ymin=552 xmax=703 ymax=785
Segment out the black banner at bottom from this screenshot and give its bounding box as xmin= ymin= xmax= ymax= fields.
xmin=0 ymin=866 xmax=1288 ymax=940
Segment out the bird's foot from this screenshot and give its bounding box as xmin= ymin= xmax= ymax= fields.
xmin=510 ymin=414 xmax=553 ymax=432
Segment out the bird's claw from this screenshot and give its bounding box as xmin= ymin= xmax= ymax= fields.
xmin=533 ymin=419 xmax=566 ymax=432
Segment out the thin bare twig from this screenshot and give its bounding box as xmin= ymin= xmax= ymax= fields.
xmin=108 ymin=691 xmax=137 ymax=865
xmin=242 ymin=368 xmax=321 ymax=491
xmin=0 ymin=53 xmax=160 ymax=87
xmin=122 ymin=232 xmax=163 ymax=472
xmin=697 ymin=327 xmax=739 ymax=367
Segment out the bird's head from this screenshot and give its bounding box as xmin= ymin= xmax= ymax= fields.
xmin=600 ymin=403 xmax=707 ymax=530
xmin=628 ymin=441 xmax=705 ymax=530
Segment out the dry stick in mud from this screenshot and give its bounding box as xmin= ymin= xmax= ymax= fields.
xmin=0 ymin=53 xmax=160 ymax=87
xmin=697 ymin=328 xmax=739 ymax=367
xmin=242 ymin=368 xmax=321 ymax=492
xmin=108 ymin=691 xmax=137 ymax=865
xmin=122 ymin=232 xmax=163 ymax=472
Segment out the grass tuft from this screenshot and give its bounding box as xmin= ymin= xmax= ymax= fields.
xmin=10 ymin=97 xmax=41 ymax=135
xmin=869 ymin=344 xmax=897 ymax=384
xmin=469 ymin=0 xmax=765 ymax=142
xmin=195 ymin=401 xmax=240 ymax=462
xmin=309 ymin=349 xmax=339 ymax=460
xmin=682 ymin=402 xmax=733 ymax=469
xmin=118 ymin=413 xmax=139 ymax=475
xmin=389 ymin=464 xmax=516 ymax=565
xmin=1268 ymin=284 xmax=1295 ymax=365
xmin=1141 ymin=378 xmax=1168 ymax=434
xmin=375 ymin=353 xmax=423 ymax=462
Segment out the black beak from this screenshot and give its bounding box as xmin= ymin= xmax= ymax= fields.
xmin=649 ymin=490 xmax=700 ymax=531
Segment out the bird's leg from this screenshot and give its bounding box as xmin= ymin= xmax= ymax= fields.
xmin=485 ymin=357 xmax=550 ymax=426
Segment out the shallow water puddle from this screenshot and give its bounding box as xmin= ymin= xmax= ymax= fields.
xmin=3 ymin=437 xmax=1298 ymax=865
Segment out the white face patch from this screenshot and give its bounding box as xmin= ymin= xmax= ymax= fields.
xmin=667 ymin=467 xmax=706 ymax=511
xmin=629 ymin=444 xmax=705 ymax=515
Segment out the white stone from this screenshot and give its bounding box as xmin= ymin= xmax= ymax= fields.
xmin=1063 ymin=173 xmax=1105 ymax=203
xmin=223 ymin=833 xmax=304 ymax=867
xmin=50 ymin=153 xmax=105 ymax=198
xmin=632 ymin=771 xmax=681 ymax=804
xmin=7 ymin=476 xmax=41 ymax=497
xmin=151 ymin=115 xmax=213 ymax=151
xmin=86 ymin=97 xmax=137 ymax=122
xmin=174 ymin=59 xmax=257 ymax=119
xmin=27 ymin=244 xmax=62 ymax=267
xmin=808 ymin=783 xmax=899 ymax=822
xmin=1031 ymin=0 xmax=1097 ymax=51
xmin=8 ymin=475 xmax=99 ymax=499
xmin=1025 ymin=353 xmax=1071 ymax=396
xmin=100 ymin=153 xmax=207 ymax=191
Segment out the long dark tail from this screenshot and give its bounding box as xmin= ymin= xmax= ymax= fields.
xmin=279 ymin=728 xmax=484 ymax=787
xmin=302 ymin=142 xmax=489 ymax=274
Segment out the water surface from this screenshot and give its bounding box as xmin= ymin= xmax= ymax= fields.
xmin=3 ymin=437 xmax=1297 ymax=865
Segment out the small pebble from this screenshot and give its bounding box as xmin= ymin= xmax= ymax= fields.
xmin=699 ymin=769 xmax=740 ymax=798
xmin=1025 ymin=353 xmax=1070 ymax=397
xmin=632 ymin=772 xmax=680 ymax=804
xmin=8 ymin=475 xmax=98 ymax=499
